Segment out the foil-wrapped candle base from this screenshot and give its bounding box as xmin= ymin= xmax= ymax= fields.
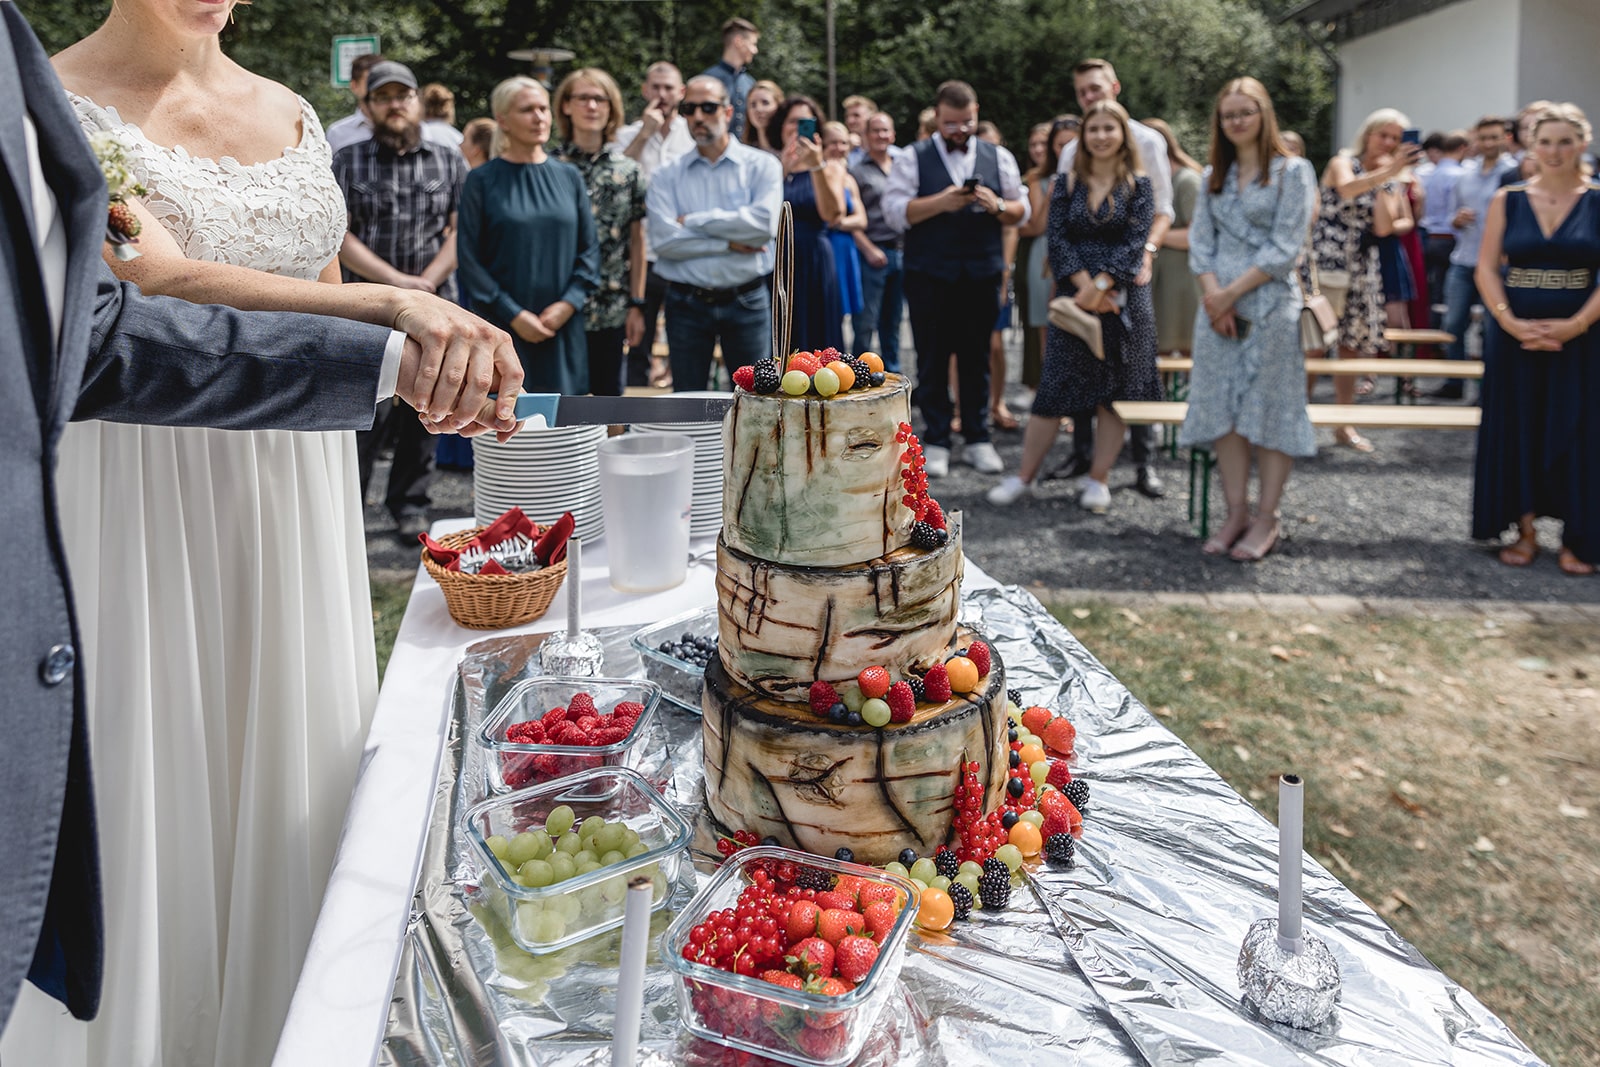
xmin=1238 ymin=918 xmax=1341 ymax=1030
xmin=539 ymin=630 xmax=605 ymax=677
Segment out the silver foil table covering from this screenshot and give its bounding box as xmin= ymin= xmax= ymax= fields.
xmin=1238 ymin=918 xmax=1341 ymax=1031
xmin=379 ymin=586 xmax=1545 ymax=1067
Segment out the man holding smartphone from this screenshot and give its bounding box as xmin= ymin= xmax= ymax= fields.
xmin=883 ymin=79 xmax=1028 ymax=477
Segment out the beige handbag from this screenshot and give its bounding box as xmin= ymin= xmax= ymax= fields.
xmin=1049 ymin=295 xmax=1106 ymax=361
xmin=1300 ymin=259 xmax=1340 ymax=354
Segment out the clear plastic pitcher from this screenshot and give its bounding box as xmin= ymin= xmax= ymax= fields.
xmin=598 ymin=433 xmax=695 ymax=593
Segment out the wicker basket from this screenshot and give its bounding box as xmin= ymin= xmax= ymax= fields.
xmin=422 ymin=526 xmax=568 ymax=630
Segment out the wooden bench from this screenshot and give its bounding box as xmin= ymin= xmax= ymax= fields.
xmin=1157 ymin=356 xmax=1483 ymax=381
xmin=1113 ymin=401 xmax=1481 ymax=536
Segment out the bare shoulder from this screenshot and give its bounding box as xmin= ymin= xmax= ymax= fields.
xmin=50 ymin=34 xmax=115 ymax=98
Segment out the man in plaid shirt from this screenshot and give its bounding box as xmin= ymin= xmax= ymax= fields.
xmin=333 ymin=60 xmax=468 ymax=539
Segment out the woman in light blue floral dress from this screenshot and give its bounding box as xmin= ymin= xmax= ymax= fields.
xmin=1179 ymin=78 xmax=1317 ymax=561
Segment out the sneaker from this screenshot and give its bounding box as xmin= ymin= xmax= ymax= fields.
xmin=965 ymin=441 xmax=1004 ymax=474
xmin=1079 ymin=478 xmax=1111 ymax=514
xmin=1135 ymin=467 xmax=1166 ymax=499
xmin=924 ymin=445 xmax=951 ymax=477
xmin=986 ymin=475 xmax=1032 ymax=506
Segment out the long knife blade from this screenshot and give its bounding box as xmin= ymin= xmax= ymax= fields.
xmin=512 ymin=393 xmax=734 ymax=428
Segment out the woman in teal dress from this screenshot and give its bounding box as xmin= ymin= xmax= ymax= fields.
xmin=458 ymin=76 xmax=600 ymax=394
xmin=1472 ymin=103 xmax=1600 ymax=575
xmin=769 ymin=94 xmax=846 ymax=352
xmin=1179 ymin=78 xmax=1317 ymax=562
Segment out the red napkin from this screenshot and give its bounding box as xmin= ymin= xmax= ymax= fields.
xmin=419 ymin=532 xmax=462 ymax=568
xmin=475 ymin=507 xmax=535 ymax=549
xmin=477 ymin=558 xmax=510 ymax=576
xmin=534 ymin=511 xmax=576 ymax=565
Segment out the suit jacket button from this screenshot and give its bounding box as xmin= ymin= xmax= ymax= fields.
xmin=40 ymin=644 xmax=76 ymax=686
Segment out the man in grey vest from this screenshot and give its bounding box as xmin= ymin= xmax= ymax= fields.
xmin=883 ymin=80 xmax=1028 ymax=476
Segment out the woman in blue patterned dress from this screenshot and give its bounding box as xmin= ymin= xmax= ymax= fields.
xmin=1179 ymin=78 xmax=1317 ymax=561
xmin=987 ymin=100 xmax=1158 ymax=513
xmin=1472 ymin=103 xmax=1600 ymax=575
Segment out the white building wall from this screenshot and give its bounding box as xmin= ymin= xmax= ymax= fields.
xmin=1516 ymin=0 xmax=1600 ymax=116
xmin=1336 ymin=0 xmax=1520 ymax=151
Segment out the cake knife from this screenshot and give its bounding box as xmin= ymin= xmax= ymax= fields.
xmin=507 ymin=392 xmax=735 ymax=428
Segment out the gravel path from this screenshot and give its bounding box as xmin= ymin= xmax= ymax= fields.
xmin=365 ymin=350 xmax=1598 ymax=606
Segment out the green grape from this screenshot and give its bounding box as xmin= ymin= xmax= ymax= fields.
xmin=556 ymin=832 xmax=582 ymax=855
xmin=1019 ymin=810 xmax=1045 ymax=827
xmin=1030 ymin=762 xmax=1049 ymax=787
xmin=883 ymin=861 xmax=909 ymax=878
xmin=486 ymin=834 xmax=511 ymax=860
xmin=956 ymin=871 xmax=981 ymax=897
xmin=517 ymin=859 xmax=555 ymax=888
xmin=909 ymin=858 xmax=938 ymax=884
xmin=549 ymin=852 xmax=578 ymax=882
xmin=621 ymin=826 xmax=642 ymax=850
xmin=528 ymin=829 xmax=554 ymax=860
xmin=516 ymin=900 xmax=543 ymax=931
xmin=930 ymin=875 xmax=951 ymax=892
xmin=552 ymin=893 xmax=582 ymax=921
xmin=577 ymin=858 xmax=603 ymax=876
xmin=596 ymin=821 xmax=627 ymax=854
xmin=860 ymin=699 xmax=892 ymax=727
xmin=578 ymin=885 xmax=608 ymax=917
xmin=625 ymin=841 xmax=650 ymax=859
xmin=600 ymin=875 xmax=629 ymax=905
xmin=842 ymin=686 xmax=865 ymax=713
xmin=600 ymin=849 xmax=626 ymax=867
xmin=578 ymin=816 xmax=609 ymax=842
xmin=996 ymin=844 xmax=1024 ymax=872
xmin=545 ymin=805 xmax=577 ymax=838
xmin=575 ymin=850 xmax=599 ymax=867
xmin=957 ymin=860 xmax=984 ymax=880
xmin=531 ymin=910 xmax=567 ymax=943
xmin=910 ymin=877 xmax=928 ymax=892
xmin=507 ymin=831 xmax=542 ymax=865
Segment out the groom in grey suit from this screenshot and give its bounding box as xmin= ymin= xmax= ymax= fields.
xmin=0 ymin=0 xmax=520 ymax=1032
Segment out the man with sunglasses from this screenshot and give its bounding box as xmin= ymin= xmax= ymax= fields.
xmin=646 ymin=76 xmax=782 ymax=391
xmin=883 ymin=79 xmax=1028 ymax=477
xmin=334 ymin=60 xmax=469 ymax=538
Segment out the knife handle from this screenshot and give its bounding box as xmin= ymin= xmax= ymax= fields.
xmin=509 ymin=393 xmax=560 ymax=427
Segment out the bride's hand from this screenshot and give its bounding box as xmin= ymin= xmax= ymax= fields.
xmin=392 ymin=294 xmax=523 ymax=432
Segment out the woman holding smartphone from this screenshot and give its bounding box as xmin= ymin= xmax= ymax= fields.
xmin=770 ymin=95 xmax=847 ymax=351
xmin=1177 ymin=78 xmax=1317 ymax=561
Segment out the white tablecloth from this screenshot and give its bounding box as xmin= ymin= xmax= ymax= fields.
xmin=274 ymin=520 xmax=1000 ymax=1066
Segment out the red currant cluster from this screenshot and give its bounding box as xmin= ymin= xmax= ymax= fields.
xmin=683 ymin=876 xmax=792 ymax=977
xmin=894 ymin=422 xmax=936 ymax=522
xmin=1004 ymin=738 xmax=1038 ymax=813
xmin=951 ymin=760 xmax=1003 ymax=864
xmin=715 ymin=829 xmax=760 ymax=859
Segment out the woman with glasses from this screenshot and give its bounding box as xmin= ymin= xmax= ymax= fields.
xmin=553 ymin=68 xmax=648 ymax=396
xmin=1472 ymin=103 xmax=1600 ymax=575
xmin=459 ymin=76 xmax=601 ymax=394
xmin=1178 ymin=78 xmax=1317 ymax=561
xmin=769 ymin=94 xmax=847 ymax=352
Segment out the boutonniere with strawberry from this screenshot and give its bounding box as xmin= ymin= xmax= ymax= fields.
xmin=88 ymin=130 xmax=146 ymax=261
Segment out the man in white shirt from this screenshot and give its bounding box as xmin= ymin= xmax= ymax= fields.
xmin=883 ymin=79 xmax=1029 ymax=477
xmin=612 ymin=61 xmax=696 ymax=386
xmin=1052 ymin=57 xmax=1174 ymax=498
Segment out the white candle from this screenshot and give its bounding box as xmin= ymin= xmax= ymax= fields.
xmin=1278 ymin=773 xmax=1304 ymax=952
xmin=611 ymin=875 xmax=654 ymax=1066
xmin=567 ymin=537 xmax=582 ymax=640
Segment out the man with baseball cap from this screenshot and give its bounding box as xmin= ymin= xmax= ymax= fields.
xmin=325 ymin=55 xmax=462 ymax=155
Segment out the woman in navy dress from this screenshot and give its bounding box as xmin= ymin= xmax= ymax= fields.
xmin=986 ymin=100 xmax=1159 ymax=514
xmin=1472 ymin=103 xmax=1600 ymax=575
xmin=770 ymin=95 xmax=846 ymax=353
xmin=821 ymin=121 xmax=867 ymax=326
xmin=458 ymin=77 xmax=600 ymax=394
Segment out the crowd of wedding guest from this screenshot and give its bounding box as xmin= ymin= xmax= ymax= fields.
xmin=7 ymin=6 xmax=1597 ymax=1065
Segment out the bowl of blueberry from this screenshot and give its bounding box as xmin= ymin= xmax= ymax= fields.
xmin=630 ymin=606 xmax=719 ymax=713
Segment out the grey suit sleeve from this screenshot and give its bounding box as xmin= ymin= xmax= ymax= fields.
xmin=74 ymin=264 xmax=387 ymax=431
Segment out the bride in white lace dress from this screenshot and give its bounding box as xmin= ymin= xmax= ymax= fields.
xmin=0 ymin=4 xmax=441 ymax=1065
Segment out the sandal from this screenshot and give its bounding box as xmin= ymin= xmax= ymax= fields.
xmin=1498 ymin=537 xmax=1538 ymax=567
xmin=1558 ymin=547 xmax=1595 ymax=576
xmin=990 ymin=406 xmax=1020 ymax=431
xmin=1334 ymin=429 xmax=1375 ymax=453
xmin=1230 ymin=519 xmax=1281 ymax=563
xmin=1202 ymin=513 xmax=1252 ymax=556
xmin=1355 ymin=375 xmax=1377 ymax=397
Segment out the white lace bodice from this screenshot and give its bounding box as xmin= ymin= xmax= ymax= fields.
xmin=69 ymin=92 xmax=346 ymax=281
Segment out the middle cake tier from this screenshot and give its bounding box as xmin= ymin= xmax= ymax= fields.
xmin=716 ymin=514 xmax=962 ymax=702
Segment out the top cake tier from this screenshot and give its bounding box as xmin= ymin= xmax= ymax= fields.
xmin=722 ymin=376 xmax=915 ymax=568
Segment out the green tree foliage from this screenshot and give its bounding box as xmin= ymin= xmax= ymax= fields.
xmin=31 ymin=0 xmax=1330 ymax=167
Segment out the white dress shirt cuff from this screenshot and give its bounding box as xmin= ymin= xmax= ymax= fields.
xmin=377 ymin=330 xmax=406 ymax=402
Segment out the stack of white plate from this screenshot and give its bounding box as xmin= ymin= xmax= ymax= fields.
xmin=471 ymin=425 xmax=607 ymax=541
xmin=632 ymin=390 xmax=729 ymax=541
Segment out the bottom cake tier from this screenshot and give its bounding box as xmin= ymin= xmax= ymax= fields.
xmin=701 ymin=629 xmax=1008 ymax=865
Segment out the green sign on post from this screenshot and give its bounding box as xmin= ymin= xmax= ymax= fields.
xmin=331 ymin=35 xmax=381 ymax=89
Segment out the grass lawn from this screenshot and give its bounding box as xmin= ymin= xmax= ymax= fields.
xmin=371 ymin=573 xmax=414 ymax=677
xmin=1052 ymin=600 xmax=1600 ymax=1067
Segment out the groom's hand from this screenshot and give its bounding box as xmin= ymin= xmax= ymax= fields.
xmin=392 ymin=298 xmax=523 ymax=432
